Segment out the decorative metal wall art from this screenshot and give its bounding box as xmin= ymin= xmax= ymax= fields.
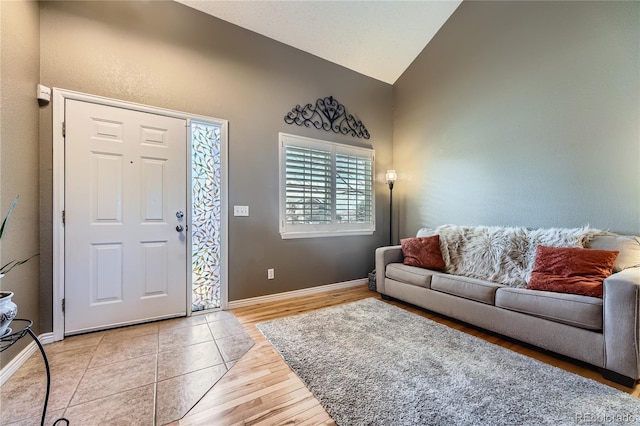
xmin=284 ymin=96 xmax=370 ymax=139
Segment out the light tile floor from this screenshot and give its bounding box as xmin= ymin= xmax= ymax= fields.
xmin=0 ymin=311 xmax=254 ymax=425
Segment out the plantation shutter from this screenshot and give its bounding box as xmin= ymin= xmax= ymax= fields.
xmin=279 ymin=133 xmax=375 ymax=239
xmin=335 ymin=151 xmax=373 ymax=224
xmin=284 ymin=146 xmax=332 ymax=224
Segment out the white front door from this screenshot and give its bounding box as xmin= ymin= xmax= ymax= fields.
xmin=64 ymin=99 xmax=187 ymax=334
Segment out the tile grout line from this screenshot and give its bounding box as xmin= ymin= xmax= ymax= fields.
xmin=183 ymin=321 xmax=230 ymax=422
xmin=153 ymin=326 xmax=160 ymax=426
xmin=65 ymin=332 xmax=158 ymax=417
xmin=207 ymin=321 xmax=231 ymax=371
xmin=4 ymin=313 xmax=255 ymax=425
xmin=58 ymin=334 xmax=104 ymax=422
xmin=172 ymin=316 xmax=236 ymax=423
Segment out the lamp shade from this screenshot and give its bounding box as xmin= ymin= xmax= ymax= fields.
xmin=386 ymin=170 xmax=397 ymax=184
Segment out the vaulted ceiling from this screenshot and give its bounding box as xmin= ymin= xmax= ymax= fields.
xmin=175 ymin=0 xmax=462 ymax=84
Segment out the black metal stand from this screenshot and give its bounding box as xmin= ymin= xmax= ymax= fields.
xmin=0 ymin=319 xmax=70 ymax=426
xmin=388 ymin=181 xmax=394 ymax=245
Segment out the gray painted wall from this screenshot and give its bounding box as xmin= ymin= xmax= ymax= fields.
xmin=0 ymin=0 xmax=41 ymax=368
xmin=3 ymin=0 xmax=637 ymax=368
xmin=393 ymin=1 xmax=640 ymax=238
xmin=37 ymin=1 xmax=393 ymax=331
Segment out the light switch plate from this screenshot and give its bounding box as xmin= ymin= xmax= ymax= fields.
xmin=234 ymin=205 xmax=249 ymax=217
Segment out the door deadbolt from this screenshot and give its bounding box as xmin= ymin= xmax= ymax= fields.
xmin=176 ymin=211 xmax=184 ymax=219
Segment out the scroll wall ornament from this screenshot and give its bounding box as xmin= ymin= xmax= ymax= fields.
xmin=284 ymin=96 xmax=370 ymax=139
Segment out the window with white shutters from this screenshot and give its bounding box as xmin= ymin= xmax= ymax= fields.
xmin=279 ymin=133 xmax=375 ymax=239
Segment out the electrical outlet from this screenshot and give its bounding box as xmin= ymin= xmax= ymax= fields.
xmin=267 ymin=268 xmax=275 ymax=280
xmin=234 ymin=205 xmax=249 ymax=217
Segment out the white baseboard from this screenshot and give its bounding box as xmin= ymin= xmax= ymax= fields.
xmin=228 ymin=278 xmax=368 ymax=309
xmin=38 ymin=332 xmax=55 ymax=345
xmin=0 ymin=331 xmax=54 ymax=386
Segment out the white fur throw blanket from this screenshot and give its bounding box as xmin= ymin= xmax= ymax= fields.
xmin=433 ymin=225 xmax=603 ymax=288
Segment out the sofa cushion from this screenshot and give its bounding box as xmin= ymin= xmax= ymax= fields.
xmin=430 ymin=274 xmax=504 ymax=305
xmin=401 ymin=235 xmax=446 ymax=271
xmin=527 ymin=246 xmax=618 ymax=298
xmin=495 ymin=287 xmax=603 ymax=330
xmin=586 ymin=234 xmax=640 ymax=272
xmin=385 ymin=263 xmax=433 ymax=288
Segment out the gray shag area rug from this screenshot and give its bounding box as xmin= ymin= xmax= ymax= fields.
xmin=256 ymin=298 xmax=640 ymax=425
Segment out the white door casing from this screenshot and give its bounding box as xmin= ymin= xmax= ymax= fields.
xmin=52 ymin=88 xmax=229 ymax=342
xmin=64 ymin=99 xmax=187 ymax=334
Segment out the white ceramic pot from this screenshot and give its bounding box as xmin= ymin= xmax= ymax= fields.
xmin=0 ymin=291 xmax=18 ymax=336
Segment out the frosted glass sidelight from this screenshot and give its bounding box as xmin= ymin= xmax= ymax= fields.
xmin=191 ymin=122 xmax=222 ymax=311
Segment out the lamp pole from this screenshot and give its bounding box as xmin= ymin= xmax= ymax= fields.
xmin=388 ymin=180 xmax=394 ymax=245
xmin=386 ymin=170 xmax=397 ymax=245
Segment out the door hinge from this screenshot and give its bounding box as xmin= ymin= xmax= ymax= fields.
xmin=62 ymin=121 xmax=66 ymax=137
xmin=62 ymin=298 xmax=65 ymax=313
xmin=62 ymin=210 xmax=65 ymax=224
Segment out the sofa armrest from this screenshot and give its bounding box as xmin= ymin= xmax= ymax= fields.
xmin=603 ymin=267 xmax=640 ymax=380
xmin=375 ymin=245 xmax=403 ymax=293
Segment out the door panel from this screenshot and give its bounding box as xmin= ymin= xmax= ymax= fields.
xmin=92 ymin=243 xmax=123 ymax=302
xmin=65 ymin=99 xmax=187 ymax=334
xmin=93 ymin=153 xmax=123 ymax=222
xmin=141 ymin=158 xmax=166 ymax=220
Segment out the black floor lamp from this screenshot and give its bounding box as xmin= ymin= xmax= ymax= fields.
xmin=386 ymin=170 xmax=397 ymax=245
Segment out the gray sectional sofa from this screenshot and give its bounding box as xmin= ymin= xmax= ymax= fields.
xmin=375 ymin=226 xmax=640 ymax=386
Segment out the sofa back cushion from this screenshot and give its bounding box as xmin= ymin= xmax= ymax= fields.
xmin=527 ymin=246 xmax=618 ymax=298
xmin=585 ymin=234 xmax=640 ymax=272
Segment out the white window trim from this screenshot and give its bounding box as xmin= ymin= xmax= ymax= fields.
xmin=279 ymin=132 xmax=375 ymax=239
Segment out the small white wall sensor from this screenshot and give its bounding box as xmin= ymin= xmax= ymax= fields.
xmin=37 ymin=84 xmax=51 ymax=103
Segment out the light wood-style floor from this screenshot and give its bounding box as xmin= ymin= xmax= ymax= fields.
xmin=174 ymin=284 xmax=640 ymax=425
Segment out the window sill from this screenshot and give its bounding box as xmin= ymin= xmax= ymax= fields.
xmin=280 ymin=230 xmax=375 ymax=240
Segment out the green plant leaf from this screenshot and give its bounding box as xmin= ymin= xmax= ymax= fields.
xmin=0 ymin=254 xmax=39 ymax=275
xmin=0 ymin=196 xmax=19 ymax=240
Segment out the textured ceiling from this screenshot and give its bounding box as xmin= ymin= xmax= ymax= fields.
xmin=175 ymin=0 xmax=462 ymax=84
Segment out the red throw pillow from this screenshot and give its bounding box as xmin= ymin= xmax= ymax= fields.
xmin=401 ymin=235 xmax=446 ymax=271
xmin=527 ymin=246 xmax=619 ymax=298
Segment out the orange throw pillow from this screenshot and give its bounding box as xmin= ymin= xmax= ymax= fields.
xmin=527 ymin=246 xmax=619 ymax=298
xmin=401 ymin=235 xmax=446 ymax=271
